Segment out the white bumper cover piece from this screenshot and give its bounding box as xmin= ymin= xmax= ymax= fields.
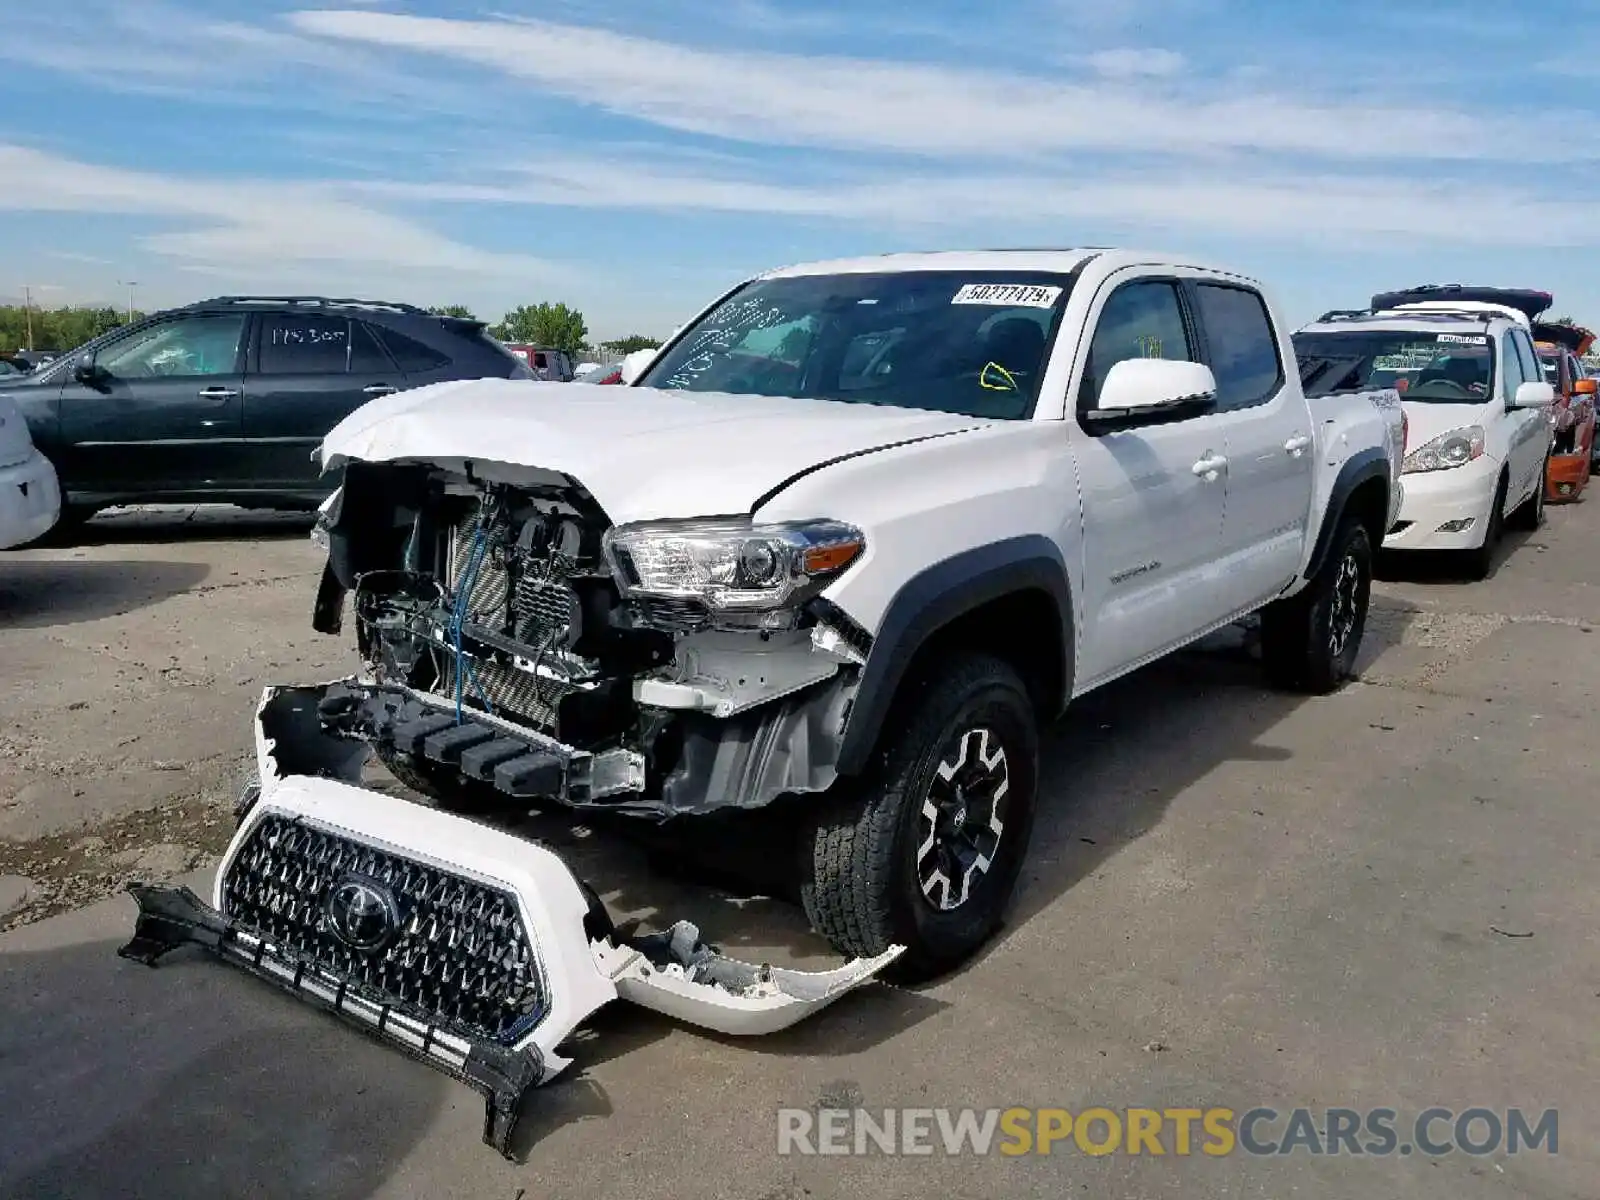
xmin=119 ymin=705 xmax=901 ymax=1157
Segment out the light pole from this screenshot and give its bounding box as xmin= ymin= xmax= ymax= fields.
xmin=117 ymin=280 xmax=138 ymax=323
xmin=22 ymin=285 xmax=34 ymax=351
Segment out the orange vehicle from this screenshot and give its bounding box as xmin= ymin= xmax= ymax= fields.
xmin=1533 ymin=321 xmax=1596 ymax=502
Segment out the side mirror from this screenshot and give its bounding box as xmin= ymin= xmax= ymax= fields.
xmin=73 ymin=355 xmax=107 ymax=386
xmin=1573 ymin=378 xmax=1597 ymax=397
xmin=1511 ymin=381 xmax=1555 ymax=409
xmin=1090 ymin=358 xmax=1217 ymax=423
xmin=619 ymin=347 xmax=658 ymax=385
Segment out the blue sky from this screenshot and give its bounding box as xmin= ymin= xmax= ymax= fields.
xmin=2 ymin=0 xmax=1599 ymax=340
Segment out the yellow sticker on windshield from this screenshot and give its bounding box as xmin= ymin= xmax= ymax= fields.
xmin=980 ymin=362 xmax=1019 ymax=391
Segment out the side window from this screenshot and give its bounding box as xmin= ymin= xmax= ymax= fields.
xmin=1500 ymin=333 xmax=1525 ymax=399
xmin=376 ymin=327 xmax=451 ymax=373
xmin=349 ymin=322 xmax=393 ymax=373
xmin=259 ymin=314 xmax=352 ymax=375
xmin=96 ymin=315 xmax=247 ymax=380
xmin=1081 ymin=280 xmax=1195 ymax=409
xmin=1512 ymin=331 xmax=1540 ymax=385
xmin=1193 ymin=284 xmax=1283 ymax=410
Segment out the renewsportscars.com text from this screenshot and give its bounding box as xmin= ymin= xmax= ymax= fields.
xmin=776 ymin=1106 xmax=1559 ymax=1158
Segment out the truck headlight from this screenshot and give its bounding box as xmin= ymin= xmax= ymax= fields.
xmin=602 ymin=518 xmax=865 ymax=615
xmin=1402 ymin=426 xmax=1485 ymax=474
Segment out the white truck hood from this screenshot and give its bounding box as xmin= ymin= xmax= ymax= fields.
xmin=320 ymin=378 xmax=989 ymax=524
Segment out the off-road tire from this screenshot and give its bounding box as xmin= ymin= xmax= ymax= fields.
xmin=1507 ymin=459 xmax=1547 ymax=531
xmin=800 ymin=653 xmax=1039 ymax=983
xmin=1463 ymin=473 xmax=1507 ymax=580
xmin=1261 ymin=517 xmax=1373 ymax=694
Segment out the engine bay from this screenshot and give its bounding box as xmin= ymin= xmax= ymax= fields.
xmin=312 ymin=462 xmax=867 ymax=818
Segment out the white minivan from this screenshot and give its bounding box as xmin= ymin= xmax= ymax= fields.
xmin=1295 ymin=297 xmax=1554 ymax=578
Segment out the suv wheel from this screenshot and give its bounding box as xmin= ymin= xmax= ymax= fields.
xmin=14 ymin=501 xmax=99 ymax=549
xmin=1261 ymin=516 xmax=1373 ymax=694
xmin=800 ymin=654 xmax=1039 ymax=982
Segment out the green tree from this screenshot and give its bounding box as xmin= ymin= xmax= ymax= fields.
xmin=492 ymin=302 xmax=589 ymax=355
xmin=601 ymin=334 xmax=662 ymax=354
xmin=0 ymin=305 xmax=136 ymax=354
xmin=428 ymin=304 xmax=478 ymax=319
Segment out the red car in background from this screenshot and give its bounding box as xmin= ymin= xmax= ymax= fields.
xmin=1533 ymin=321 xmax=1597 ymax=502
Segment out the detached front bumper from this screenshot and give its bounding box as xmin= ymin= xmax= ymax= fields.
xmin=120 ymin=705 xmax=901 ymax=1157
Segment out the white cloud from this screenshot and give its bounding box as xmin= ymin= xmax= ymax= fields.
xmin=0 ymin=144 xmax=560 ymax=281
xmin=1085 ymin=48 xmax=1187 ymax=78
xmin=355 ymin=153 xmax=1600 ymax=248
xmin=287 ymin=10 xmax=1580 ymax=163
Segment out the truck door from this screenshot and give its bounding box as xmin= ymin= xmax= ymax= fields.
xmin=1071 ymin=277 xmax=1228 ymax=686
xmin=1191 ymin=281 xmax=1314 ymax=616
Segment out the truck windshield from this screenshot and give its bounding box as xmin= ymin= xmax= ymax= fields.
xmin=637 ymin=270 xmax=1078 ymax=419
xmin=1294 ymin=330 xmax=1495 ymax=403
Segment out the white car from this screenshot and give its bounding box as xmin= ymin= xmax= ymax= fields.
xmin=0 ymin=392 xmax=61 ymax=549
xmin=122 ymin=249 xmax=1402 ymax=1153
xmin=1294 ymin=295 xmax=1555 ymax=578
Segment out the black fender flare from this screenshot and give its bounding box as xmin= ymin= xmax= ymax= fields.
xmin=1304 ymin=448 xmax=1391 ymax=580
xmin=834 ymin=535 xmax=1075 ymax=777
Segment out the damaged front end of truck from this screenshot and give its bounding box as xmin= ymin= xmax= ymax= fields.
xmin=119 ymin=429 xmax=904 ymax=1156
xmin=301 ymin=454 xmax=874 ymax=821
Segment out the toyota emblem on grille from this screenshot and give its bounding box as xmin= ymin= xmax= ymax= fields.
xmin=326 ymin=876 xmax=401 ymax=952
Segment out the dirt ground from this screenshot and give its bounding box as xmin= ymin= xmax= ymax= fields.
xmin=1 ymin=500 xmax=1596 ymax=1199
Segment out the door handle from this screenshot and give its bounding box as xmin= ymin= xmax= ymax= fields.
xmin=1284 ymin=434 xmax=1313 ymax=456
xmin=197 ymin=386 xmax=238 ymax=401
xmin=1191 ymin=452 xmax=1228 ymax=479
xmin=363 ymin=384 xmax=398 ymax=396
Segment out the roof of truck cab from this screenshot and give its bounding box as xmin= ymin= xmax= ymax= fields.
xmin=758 ymin=248 xmax=1251 ymax=280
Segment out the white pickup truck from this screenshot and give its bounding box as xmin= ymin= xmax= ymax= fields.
xmin=119 ymin=250 xmax=1404 ymax=1153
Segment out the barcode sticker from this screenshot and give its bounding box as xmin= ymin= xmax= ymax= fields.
xmin=1437 ymin=334 xmax=1488 ymax=344
xmin=951 ymin=283 xmax=1062 ymax=308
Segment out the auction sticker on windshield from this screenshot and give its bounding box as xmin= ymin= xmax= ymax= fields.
xmin=951 ymin=283 xmax=1062 ymax=308
xmin=1437 ymin=334 xmax=1488 ymax=344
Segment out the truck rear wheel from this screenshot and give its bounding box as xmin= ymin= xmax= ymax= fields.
xmin=1261 ymin=517 xmax=1372 ymax=694
xmin=800 ymin=653 xmax=1039 ymax=982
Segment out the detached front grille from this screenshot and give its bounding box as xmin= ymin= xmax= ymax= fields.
xmin=220 ymin=815 xmax=547 ymax=1045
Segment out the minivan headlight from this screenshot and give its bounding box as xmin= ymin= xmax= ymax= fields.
xmin=1402 ymin=426 xmax=1485 ymax=474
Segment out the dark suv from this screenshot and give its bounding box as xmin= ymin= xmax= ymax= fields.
xmin=0 ymin=296 xmax=534 ymax=531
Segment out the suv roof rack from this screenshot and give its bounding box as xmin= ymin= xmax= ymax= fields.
xmin=1312 ymin=307 xmax=1497 ymax=326
xmin=191 ymin=295 xmax=433 ymax=316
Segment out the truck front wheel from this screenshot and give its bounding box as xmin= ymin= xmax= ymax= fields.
xmin=801 ymin=654 xmax=1039 ymax=982
xmin=1261 ymin=517 xmax=1373 ymax=694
